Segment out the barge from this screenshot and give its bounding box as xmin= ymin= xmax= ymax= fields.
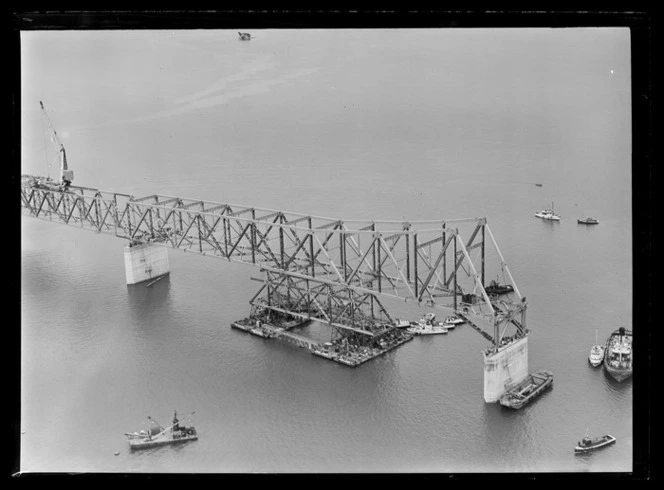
xmin=499 ymin=370 xmax=553 ymax=409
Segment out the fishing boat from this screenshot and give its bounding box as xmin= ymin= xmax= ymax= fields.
xmin=574 ymin=433 xmax=616 ymax=453
xmin=588 ymin=330 xmax=604 ymax=367
xmin=499 ymin=371 xmax=553 ymax=409
xmin=484 ymin=279 xmax=515 ymax=295
xmin=124 ymin=411 xmax=197 ymax=450
xmin=604 ymin=327 xmax=632 ymax=382
xmin=578 ymin=217 xmax=599 ymax=225
xmin=406 ymin=313 xmax=448 ymax=336
xmin=535 ymin=202 xmax=560 ymax=221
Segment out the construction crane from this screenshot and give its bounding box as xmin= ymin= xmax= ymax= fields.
xmin=36 ymin=101 xmax=74 ymax=190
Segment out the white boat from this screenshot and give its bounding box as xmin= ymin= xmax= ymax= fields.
xmin=406 ymin=313 xmax=448 ymax=335
xmin=535 ymin=202 xmax=561 ymax=221
xmin=588 ymin=330 xmax=604 ymax=367
xmin=443 ymin=315 xmax=465 ymax=327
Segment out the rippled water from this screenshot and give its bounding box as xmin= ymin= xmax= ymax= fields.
xmin=20 ymin=28 xmax=632 ymax=473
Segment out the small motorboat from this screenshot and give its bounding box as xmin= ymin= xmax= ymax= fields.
xmin=443 ymin=315 xmax=465 ymax=326
xmin=535 ymin=202 xmax=560 ymax=221
xmin=578 ymin=217 xmax=599 ymax=225
xmin=574 ymin=434 xmax=616 ymax=453
xmin=238 ymin=32 xmax=252 ymax=40
xmin=588 ymin=330 xmax=604 ymax=367
xmin=484 ymin=279 xmax=515 ymax=295
xmin=124 ymin=411 xmax=197 ymax=450
xmin=406 ymin=313 xmax=448 ymax=336
xmin=393 ymin=319 xmax=414 ymax=329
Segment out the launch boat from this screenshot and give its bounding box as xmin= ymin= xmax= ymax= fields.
xmin=574 ymin=434 xmax=616 ymax=454
xmin=499 ymin=371 xmax=553 ymax=409
xmin=604 ymin=327 xmax=632 ymax=382
xmin=124 ymin=411 xmax=197 ymax=450
xmin=588 ymin=330 xmax=604 ymax=367
xmin=535 ymin=202 xmax=560 ymax=221
xmin=406 ymin=313 xmax=448 ymax=335
xmin=484 ymin=279 xmax=515 ymax=295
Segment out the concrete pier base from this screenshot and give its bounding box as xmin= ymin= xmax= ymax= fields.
xmin=124 ymin=242 xmax=170 ymax=285
xmin=483 ymin=335 xmax=529 ymax=403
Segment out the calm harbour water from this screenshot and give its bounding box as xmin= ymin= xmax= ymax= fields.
xmin=20 ymin=28 xmax=633 ymax=473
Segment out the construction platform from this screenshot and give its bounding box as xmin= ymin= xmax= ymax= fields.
xmin=231 ymin=319 xmax=413 ymax=367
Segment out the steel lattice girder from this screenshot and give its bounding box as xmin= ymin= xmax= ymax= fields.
xmin=249 ymin=269 xmax=395 ymax=338
xmin=21 ymin=182 xmax=526 ymax=347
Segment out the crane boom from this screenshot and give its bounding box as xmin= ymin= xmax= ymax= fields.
xmin=40 ymin=101 xmax=73 ymax=188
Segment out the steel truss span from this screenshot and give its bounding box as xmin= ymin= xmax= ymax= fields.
xmin=20 ymin=182 xmax=527 ymax=348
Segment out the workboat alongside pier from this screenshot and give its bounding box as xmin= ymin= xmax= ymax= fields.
xmin=484 ymin=280 xmax=515 ymax=295
xmin=407 ymin=313 xmax=448 ymax=335
xmin=604 ymin=327 xmax=632 ymax=382
xmin=499 ymin=371 xmax=553 ymax=409
xmin=124 ymin=412 xmax=197 ymax=450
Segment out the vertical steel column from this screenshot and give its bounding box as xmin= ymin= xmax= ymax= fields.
xmin=376 ymin=233 xmax=382 ymax=293
xmin=442 ymin=223 xmax=447 ymax=280
xmin=279 ymin=226 xmax=285 ymax=269
xmin=413 ymin=233 xmax=419 ymax=299
xmin=250 ymin=210 xmax=256 ymax=264
xmin=453 ymin=234 xmax=457 ymax=311
xmin=405 ymin=230 xmax=411 ymax=282
xmin=481 ymin=224 xmax=485 ymax=287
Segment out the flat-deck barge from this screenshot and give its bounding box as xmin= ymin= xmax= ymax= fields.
xmin=232 ymin=319 xmax=413 ymax=367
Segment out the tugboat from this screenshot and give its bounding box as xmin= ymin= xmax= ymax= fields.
xmin=588 ymin=330 xmax=605 ymax=367
xmin=124 ymin=411 xmax=197 ymax=450
xmin=499 ymin=371 xmax=554 ymax=409
xmin=574 ymin=433 xmax=616 ymax=453
xmin=604 ymin=327 xmax=633 ymax=382
xmin=535 ymin=202 xmax=561 ymax=221
xmin=484 ymin=279 xmax=515 ymax=295
xmin=578 ymin=217 xmax=599 ymax=225
xmin=406 ymin=313 xmax=448 ymax=336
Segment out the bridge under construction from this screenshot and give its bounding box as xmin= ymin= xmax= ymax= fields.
xmin=21 ymin=179 xmax=530 ymax=402
xmin=22 ymin=102 xmax=529 ymax=402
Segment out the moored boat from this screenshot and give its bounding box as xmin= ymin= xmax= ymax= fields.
xmin=499 ymin=370 xmax=553 ymax=409
xmin=578 ymin=217 xmax=599 ymax=224
xmin=604 ymin=327 xmax=632 ymax=382
xmin=588 ymin=330 xmax=604 ymax=367
xmin=406 ymin=313 xmax=448 ymax=336
xmin=394 ymin=319 xmax=414 ymax=329
xmin=535 ymin=202 xmax=560 ymax=221
xmin=574 ymin=434 xmax=616 ymax=453
xmin=124 ymin=411 xmax=197 ymax=450
xmin=484 ymin=279 xmax=515 ymax=295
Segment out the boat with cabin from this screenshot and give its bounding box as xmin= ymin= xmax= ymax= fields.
xmin=535 ymin=202 xmax=560 ymax=221
xmin=604 ymin=327 xmax=632 ymax=382
xmin=499 ymin=371 xmax=553 ymax=409
xmin=484 ymin=279 xmax=515 ymax=295
xmin=574 ymin=433 xmax=616 ymax=454
xmin=588 ymin=330 xmax=604 ymax=367
xmin=124 ymin=411 xmax=197 ymax=450
xmin=578 ymin=217 xmax=599 ymax=225
xmin=406 ymin=313 xmax=448 ymax=335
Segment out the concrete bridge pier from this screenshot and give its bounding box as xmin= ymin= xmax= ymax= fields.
xmin=483 ymin=335 xmax=529 ymax=403
xmin=123 ymin=242 xmax=170 ymax=285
